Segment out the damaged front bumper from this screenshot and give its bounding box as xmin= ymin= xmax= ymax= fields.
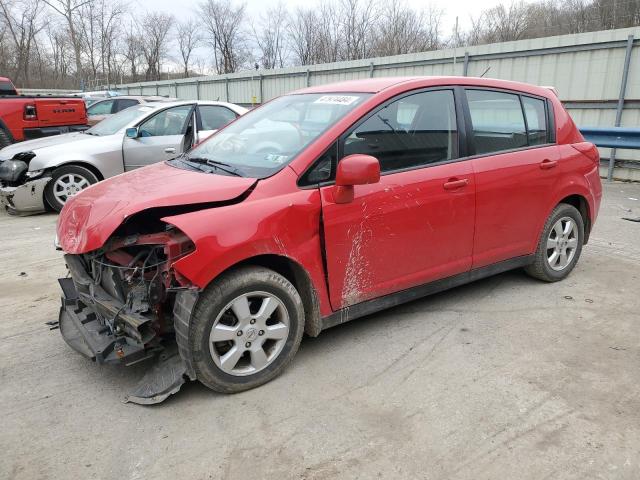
xmin=57 ymin=253 xmax=199 ymax=404
xmin=0 ymin=177 xmax=50 ymax=215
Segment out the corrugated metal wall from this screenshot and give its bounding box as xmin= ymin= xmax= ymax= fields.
xmin=116 ymin=27 xmax=640 ymax=165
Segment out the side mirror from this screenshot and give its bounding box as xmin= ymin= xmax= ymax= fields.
xmin=125 ymin=127 xmax=139 ymax=139
xmin=334 ymin=154 xmax=380 ymax=204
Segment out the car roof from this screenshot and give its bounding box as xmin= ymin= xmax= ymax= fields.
xmin=134 ymin=100 xmax=246 ymax=111
xmin=294 ymin=76 xmax=554 ymax=98
xmin=0 ymin=77 xmax=10 ymax=82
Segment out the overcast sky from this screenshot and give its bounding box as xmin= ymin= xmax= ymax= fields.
xmin=134 ymin=0 xmax=496 ymax=31
xmin=131 ymin=0 xmax=508 ymax=72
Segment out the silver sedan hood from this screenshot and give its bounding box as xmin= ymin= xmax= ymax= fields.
xmin=0 ymin=132 xmax=97 ymax=161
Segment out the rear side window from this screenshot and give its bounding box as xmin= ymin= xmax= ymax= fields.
xmin=87 ymin=99 xmax=115 ymax=115
xmin=466 ymin=90 xmax=527 ymax=155
xmin=522 ymin=96 xmax=548 ymax=145
xmin=199 ymin=105 xmax=237 ymax=130
xmin=343 ymin=89 xmax=458 ymax=173
xmin=0 ymin=80 xmax=17 ymax=95
xmin=116 ymin=99 xmax=139 ymax=112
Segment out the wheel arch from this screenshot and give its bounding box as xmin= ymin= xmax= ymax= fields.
xmin=556 ymin=194 xmax=592 ymax=244
xmin=48 ymin=161 xmax=105 ymax=181
xmin=0 ymin=118 xmax=15 ymax=142
xmin=206 ymin=254 xmax=323 ymax=337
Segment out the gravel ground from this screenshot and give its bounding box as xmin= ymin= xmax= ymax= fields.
xmin=1 ymin=181 xmax=639 ymax=480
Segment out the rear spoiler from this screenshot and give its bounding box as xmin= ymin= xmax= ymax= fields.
xmin=541 ymin=86 xmax=558 ymax=97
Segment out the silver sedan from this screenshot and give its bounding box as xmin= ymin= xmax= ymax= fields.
xmin=0 ymin=100 xmax=247 ymax=214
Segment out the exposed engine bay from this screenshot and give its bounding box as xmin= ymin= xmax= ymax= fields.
xmin=57 ymin=222 xmax=199 ymax=404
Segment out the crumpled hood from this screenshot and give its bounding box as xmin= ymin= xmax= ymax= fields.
xmin=0 ymin=132 xmax=94 ymax=160
xmin=57 ymin=161 xmax=256 ymax=253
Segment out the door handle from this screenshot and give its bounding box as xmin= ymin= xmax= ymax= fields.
xmin=164 ymin=147 xmax=176 ymax=154
xmin=540 ymin=159 xmax=557 ymax=170
xmin=443 ymin=178 xmax=469 ymax=190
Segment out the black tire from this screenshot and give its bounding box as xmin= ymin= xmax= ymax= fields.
xmin=0 ymin=127 xmax=12 ymax=149
xmin=525 ymin=203 xmax=584 ymax=282
xmin=44 ymin=165 xmax=99 ymax=212
xmin=188 ymin=266 xmax=305 ymax=393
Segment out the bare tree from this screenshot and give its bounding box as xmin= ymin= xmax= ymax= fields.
xmin=372 ymin=0 xmax=443 ymax=56
xmin=252 ymin=2 xmax=288 ymax=69
xmin=482 ymin=1 xmax=530 ymax=42
xmin=288 ymin=7 xmax=319 ymax=65
xmin=339 ymin=0 xmax=377 ymax=60
xmin=42 ymin=0 xmax=90 ymax=83
xmin=0 ymin=0 xmax=46 ymax=86
xmin=139 ymin=11 xmax=173 ymax=81
xmin=200 ymin=0 xmax=247 ymax=74
xmin=176 ymin=18 xmax=201 ymax=77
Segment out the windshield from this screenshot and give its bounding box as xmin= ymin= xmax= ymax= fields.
xmin=87 ymin=105 xmax=155 ymax=136
xmin=180 ymin=93 xmax=371 ymax=178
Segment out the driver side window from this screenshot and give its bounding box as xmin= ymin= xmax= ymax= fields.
xmin=139 ymin=105 xmax=192 ymax=137
xmin=343 ymin=90 xmax=458 ymax=173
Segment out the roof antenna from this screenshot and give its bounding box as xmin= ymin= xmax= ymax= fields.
xmin=480 ymin=66 xmax=491 ymax=78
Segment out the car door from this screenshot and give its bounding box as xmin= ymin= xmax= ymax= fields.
xmin=196 ymin=105 xmax=239 ymax=142
xmin=465 ymin=89 xmax=560 ymax=268
xmin=318 ymin=89 xmax=476 ymax=310
xmin=122 ymin=104 xmax=194 ymax=170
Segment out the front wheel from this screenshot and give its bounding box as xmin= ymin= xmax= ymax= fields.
xmin=525 ymin=203 xmax=584 ymax=282
xmin=44 ymin=165 xmax=99 ymax=212
xmin=188 ymin=266 xmax=305 ymax=393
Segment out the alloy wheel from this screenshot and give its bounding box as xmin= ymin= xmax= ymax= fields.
xmin=53 ymin=173 xmax=91 ymax=204
xmin=209 ymin=291 xmax=290 ymax=376
xmin=546 ymin=216 xmax=578 ymax=271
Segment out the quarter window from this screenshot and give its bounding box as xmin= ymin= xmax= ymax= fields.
xmin=116 ymin=99 xmax=139 ymax=112
xmin=466 ymin=90 xmax=527 ymax=155
xmin=199 ymin=106 xmax=237 ymax=130
xmin=522 ymin=96 xmax=548 ymax=146
xmin=343 ymin=90 xmax=458 ymax=173
xmin=87 ymin=99 xmax=115 ymax=115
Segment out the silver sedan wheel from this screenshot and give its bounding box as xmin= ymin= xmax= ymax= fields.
xmin=546 ymin=216 xmax=578 ymax=271
xmin=209 ymin=291 xmax=290 ymax=376
xmin=53 ymin=173 xmax=91 ymax=204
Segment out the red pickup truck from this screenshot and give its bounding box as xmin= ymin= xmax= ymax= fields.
xmin=0 ymin=77 xmax=88 ymax=148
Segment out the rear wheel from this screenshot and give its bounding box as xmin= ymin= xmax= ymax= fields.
xmin=0 ymin=127 xmax=12 ymax=149
xmin=44 ymin=165 xmax=99 ymax=212
xmin=525 ymin=203 xmax=584 ymax=282
xmin=188 ymin=266 xmax=305 ymax=393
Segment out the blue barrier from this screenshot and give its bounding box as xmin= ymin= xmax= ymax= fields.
xmin=579 ymin=127 xmax=640 ymax=150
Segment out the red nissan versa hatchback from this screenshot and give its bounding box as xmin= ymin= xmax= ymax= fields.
xmin=55 ymin=77 xmax=602 ymax=403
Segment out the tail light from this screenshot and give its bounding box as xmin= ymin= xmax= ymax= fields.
xmin=23 ymin=104 xmax=37 ymax=120
xmin=571 ymin=142 xmax=600 ymax=164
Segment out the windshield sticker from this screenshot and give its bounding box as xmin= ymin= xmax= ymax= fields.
xmin=264 ymin=154 xmax=289 ymax=164
xmin=314 ymin=95 xmax=360 ymax=105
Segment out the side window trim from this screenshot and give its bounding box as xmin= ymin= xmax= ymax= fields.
xmin=197 ymin=105 xmax=238 ymax=131
xmin=518 ymin=95 xmax=531 ymax=147
xmin=463 ymin=87 xmax=556 ymax=159
xmin=298 ymin=86 xmax=467 ymax=188
xmin=136 ymin=104 xmax=196 ymax=136
xmin=338 ymin=86 xmax=463 ymax=177
xmin=297 ymin=142 xmax=338 ymax=188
